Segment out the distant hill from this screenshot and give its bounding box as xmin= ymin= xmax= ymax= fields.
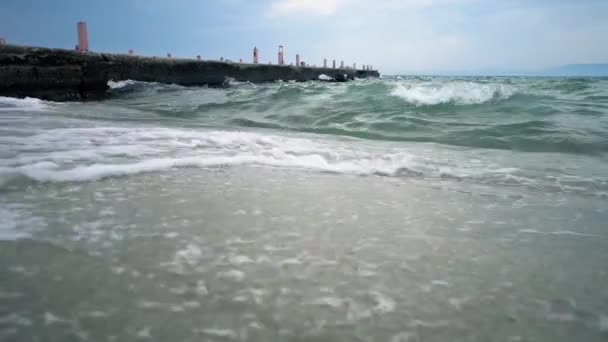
xmin=538 ymin=64 xmax=608 ymax=77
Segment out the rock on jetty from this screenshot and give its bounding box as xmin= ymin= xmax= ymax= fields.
xmin=0 ymin=45 xmax=380 ymax=101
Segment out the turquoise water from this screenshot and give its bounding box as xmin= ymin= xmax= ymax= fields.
xmin=1 ymin=77 xmax=607 ymax=341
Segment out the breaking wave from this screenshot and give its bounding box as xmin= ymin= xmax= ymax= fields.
xmin=107 ymin=79 xmax=138 ymax=89
xmin=0 ymin=96 xmax=53 ymax=112
xmin=389 ymin=81 xmax=516 ymax=105
xmin=1 ymin=76 xmax=607 ymax=197
xmin=0 ymin=126 xmax=605 ymax=198
xmin=93 ymin=77 xmax=608 ymax=155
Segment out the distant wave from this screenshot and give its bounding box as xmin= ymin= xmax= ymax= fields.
xmin=0 ymin=96 xmax=53 ymax=112
xmin=106 ymin=79 xmax=185 ymax=96
xmin=389 ymin=81 xmax=516 ymax=105
xmin=107 ymin=79 xmax=138 ymax=89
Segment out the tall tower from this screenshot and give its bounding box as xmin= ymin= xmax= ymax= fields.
xmin=323 ymin=59 xmax=327 ymax=68
xmin=296 ymin=54 xmax=300 ymax=67
xmin=253 ymin=47 xmax=259 ymax=64
xmin=77 ymin=21 xmax=89 ymax=52
xmin=278 ymin=46 xmax=285 ymax=65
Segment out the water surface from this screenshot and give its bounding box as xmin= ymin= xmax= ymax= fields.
xmin=1 ymin=76 xmax=607 ymax=341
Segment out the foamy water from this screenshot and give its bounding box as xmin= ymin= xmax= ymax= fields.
xmin=0 ymin=115 xmax=605 ymax=197
xmin=390 ymin=81 xmax=516 ymax=105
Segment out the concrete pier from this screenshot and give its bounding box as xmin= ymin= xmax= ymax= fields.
xmin=0 ymin=45 xmax=379 ymax=101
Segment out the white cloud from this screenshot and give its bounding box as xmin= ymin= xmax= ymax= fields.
xmin=267 ymin=0 xmax=467 ymax=17
xmin=267 ymin=0 xmax=348 ymax=17
xmin=263 ymin=0 xmax=608 ymax=72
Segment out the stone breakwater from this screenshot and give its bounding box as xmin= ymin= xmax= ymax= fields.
xmin=0 ymin=45 xmax=380 ymax=101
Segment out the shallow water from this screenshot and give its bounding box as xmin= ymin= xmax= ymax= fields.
xmin=1 ymin=77 xmax=608 ymax=341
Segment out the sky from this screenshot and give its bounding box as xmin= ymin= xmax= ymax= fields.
xmin=1 ymin=0 xmax=607 ymax=74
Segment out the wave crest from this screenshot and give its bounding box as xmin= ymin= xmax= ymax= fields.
xmin=0 ymin=128 xmax=520 ymax=184
xmin=390 ymin=81 xmax=516 ymax=105
xmin=1 ymin=126 xmax=605 ymax=197
xmin=107 ymin=79 xmax=138 ymax=89
xmin=0 ymin=96 xmax=52 ymax=111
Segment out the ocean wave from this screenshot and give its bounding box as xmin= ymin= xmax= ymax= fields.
xmin=106 ymin=79 xmax=185 ymax=96
xmin=5 ymin=77 xmax=607 ymax=157
xmin=107 ymin=79 xmax=139 ymax=89
xmin=1 ymin=126 xmax=605 ymax=198
xmin=0 ymin=96 xmax=53 ymax=111
xmin=0 ymin=128 xmax=419 ymax=182
xmin=390 ymin=81 xmax=516 ymax=105
xmin=9 ymin=153 xmax=419 ymax=182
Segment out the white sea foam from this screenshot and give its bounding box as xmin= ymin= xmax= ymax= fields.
xmin=217 ymin=269 xmax=245 ymax=282
xmin=107 ymin=79 xmax=186 ymax=92
xmin=390 ymin=332 xmax=417 ymax=342
xmin=43 ymin=312 xmax=63 ymax=325
xmin=311 ymin=296 xmax=344 ymax=309
xmin=228 ymin=254 xmax=254 ymax=265
xmin=369 ymin=290 xmax=396 ymax=314
xmin=0 ymin=127 xmax=525 ymax=184
xmin=107 ymin=80 xmax=138 ymax=89
xmin=195 ymin=280 xmax=209 ymax=296
xmin=0 ymin=96 xmax=51 ymax=111
xmin=200 ymin=328 xmax=238 ymax=339
xmin=136 ymin=326 xmax=152 ymax=339
xmin=390 ymin=81 xmax=515 ymax=105
xmin=162 ymin=244 xmax=206 ymax=274
xmin=431 ymin=280 xmax=451 ymax=287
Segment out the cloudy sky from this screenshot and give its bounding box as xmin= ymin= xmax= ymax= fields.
xmin=1 ymin=0 xmax=607 ymax=74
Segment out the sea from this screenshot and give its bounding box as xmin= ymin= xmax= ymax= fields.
xmin=1 ymin=76 xmax=607 ymax=341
